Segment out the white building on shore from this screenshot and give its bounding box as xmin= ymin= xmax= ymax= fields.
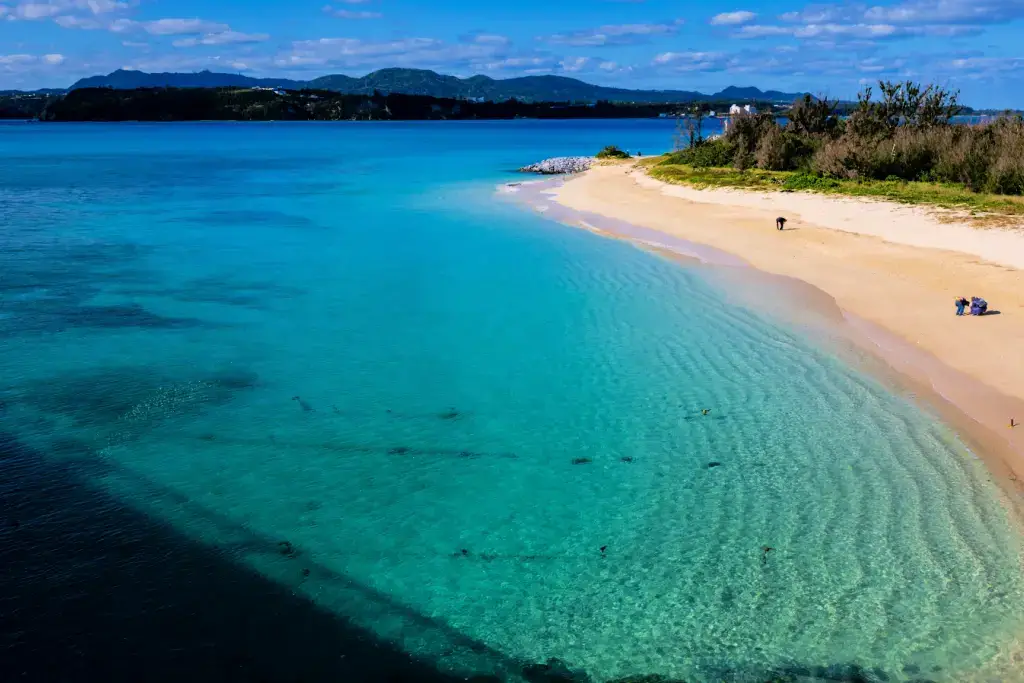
xmin=728 ymin=103 xmax=758 ymax=115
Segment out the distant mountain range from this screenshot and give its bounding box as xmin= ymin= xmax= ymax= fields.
xmin=65 ymin=68 xmax=807 ymax=104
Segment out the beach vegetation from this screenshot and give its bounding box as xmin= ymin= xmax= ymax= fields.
xmin=649 ymin=164 xmax=1024 ymax=217
xmin=596 ymin=145 xmax=631 ymax=159
xmin=654 ymin=79 xmax=1024 ymax=207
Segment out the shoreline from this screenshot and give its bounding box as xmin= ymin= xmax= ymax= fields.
xmin=503 ymin=166 xmax=1024 ymax=506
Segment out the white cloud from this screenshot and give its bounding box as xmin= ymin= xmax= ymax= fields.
xmin=710 ymin=10 xmax=757 ymax=25
xmin=54 ymin=14 xmax=102 ymax=28
xmin=0 ymin=54 xmax=36 ymax=65
xmin=863 ymin=0 xmax=1024 ymax=25
xmin=141 ymin=18 xmax=229 ymax=35
xmin=85 ymin=0 xmax=132 ymax=13
xmin=107 ymin=17 xmax=136 ymax=31
xmin=273 ymin=35 xmax=559 ymax=77
xmin=173 ymin=31 xmax=270 ymax=48
xmin=12 ymin=3 xmax=63 ymax=19
xmin=760 ymin=0 xmax=1023 ymax=43
xmin=736 ymin=21 xmax=981 ymax=39
xmin=559 ymin=56 xmax=590 ymax=72
xmin=652 ymin=50 xmax=729 ymax=71
xmin=541 ymin=20 xmax=684 ymax=46
xmin=4 ymin=0 xmax=132 ymax=21
xmin=950 ymin=55 xmax=1024 ymax=70
xmin=330 ymin=9 xmax=381 ymax=18
xmin=322 ymin=4 xmax=381 ymax=18
xmin=484 ymin=56 xmax=551 ymax=68
xmin=471 ymin=34 xmax=511 ymax=46
xmin=0 ymin=52 xmax=69 ymax=72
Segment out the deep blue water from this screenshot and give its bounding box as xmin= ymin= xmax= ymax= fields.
xmin=2 ymin=120 xmax=1023 ymax=683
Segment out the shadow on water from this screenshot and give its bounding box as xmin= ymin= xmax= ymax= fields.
xmin=0 ymin=238 xmax=213 ymax=334
xmin=0 ymin=431 xmax=513 ymax=683
xmin=0 ymin=428 xmax=935 ymax=683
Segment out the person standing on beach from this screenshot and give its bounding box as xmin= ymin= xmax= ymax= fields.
xmin=776 ymin=217 xmax=787 ymax=231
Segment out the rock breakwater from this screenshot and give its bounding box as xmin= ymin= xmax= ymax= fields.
xmin=519 ymin=157 xmax=594 ymax=175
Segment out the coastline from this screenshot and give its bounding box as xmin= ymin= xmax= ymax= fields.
xmin=506 ymin=163 xmax=1024 ymax=503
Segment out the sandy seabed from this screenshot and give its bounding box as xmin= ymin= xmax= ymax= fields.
xmin=516 ymin=162 xmax=1024 ymax=502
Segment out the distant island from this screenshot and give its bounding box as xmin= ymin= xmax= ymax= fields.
xmin=65 ymin=68 xmax=810 ymax=105
xmin=2 ymin=67 xmax=1007 ymax=122
xmin=0 ymin=67 xmax=809 ymax=106
xmin=23 ymin=87 xmax=784 ymax=122
xmin=0 ymin=67 xmax=824 ymax=122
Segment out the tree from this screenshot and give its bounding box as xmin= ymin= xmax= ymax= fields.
xmin=848 ymin=80 xmax=962 ymax=138
xmin=673 ymin=102 xmax=708 ymax=150
xmin=786 ymin=94 xmax=839 ymax=137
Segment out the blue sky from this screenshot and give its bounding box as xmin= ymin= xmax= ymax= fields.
xmin=2 ymin=0 xmax=1023 ymax=107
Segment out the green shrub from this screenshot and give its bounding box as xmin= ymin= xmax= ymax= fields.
xmin=596 ymin=145 xmax=630 ymax=159
xmin=657 ymin=81 xmax=1024 ymax=196
xmin=659 ymin=138 xmax=734 ymax=168
xmin=782 ymin=173 xmax=842 ymax=191
xmin=755 ymin=128 xmax=817 ymax=171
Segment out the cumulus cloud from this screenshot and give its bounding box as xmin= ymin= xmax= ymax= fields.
xmin=141 ymin=18 xmax=230 ymax=35
xmin=950 ymin=55 xmax=1024 ymax=70
xmin=11 ymin=3 xmax=63 ymax=19
xmin=469 ymin=34 xmax=511 ymax=46
xmin=4 ymin=0 xmax=132 ymax=21
xmin=540 ymin=20 xmax=683 ymax=46
xmin=863 ymin=0 xmax=1024 ymax=25
xmin=173 ymin=31 xmax=270 ymax=48
xmin=0 ymin=52 xmax=67 ymax=70
xmin=51 ymin=14 xmax=236 ymax=35
xmin=271 ymin=34 xmax=569 ymax=78
xmin=0 ymin=54 xmax=37 ymax=65
xmin=559 ymin=56 xmax=590 ymax=72
xmin=54 ymin=14 xmax=103 ymax=28
xmin=710 ymin=10 xmax=757 ymax=25
xmin=736 ymin=21 xmax=982 ymax=39
xmin=749 ymin=0 xmax=1023 ymax=43
xmin=652 ymin=50 xmax=730 ymax=71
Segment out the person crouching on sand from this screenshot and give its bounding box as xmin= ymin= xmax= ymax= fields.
xmin=955 ymin=297 xmax=968 ymax=316
xmin=776 ymin=217 xmax=787 ymax=231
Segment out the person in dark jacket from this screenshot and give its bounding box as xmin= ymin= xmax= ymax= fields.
xmin=776 ymin=216 xmax=787 ymax=230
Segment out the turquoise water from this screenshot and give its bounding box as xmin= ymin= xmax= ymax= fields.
xmin=2 ymin=120 xmax=1024 ymax=682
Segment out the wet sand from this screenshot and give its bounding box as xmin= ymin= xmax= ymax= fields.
xmin=504 ymin=166 xmax=1024 ymax=503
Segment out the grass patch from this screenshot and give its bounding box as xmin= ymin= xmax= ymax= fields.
xmin=647 ymin=159 xmax=1024 ymax=219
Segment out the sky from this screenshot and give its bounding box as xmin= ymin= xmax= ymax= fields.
xmin=2 ymin=0 xmax=1023 ymax=107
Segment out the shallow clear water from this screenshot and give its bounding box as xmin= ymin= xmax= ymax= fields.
xmin=2 ymin=120 xmax=1023 ymax=683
